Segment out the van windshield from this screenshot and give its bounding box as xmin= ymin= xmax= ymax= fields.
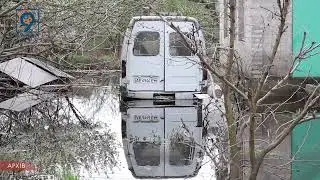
xmin=169 ymin=32 xmax=193 ymax=56
xmin=133 ymin=32 xmax=160 ymax=56
xmin=133 ymin=142 xmax=161 ymax=166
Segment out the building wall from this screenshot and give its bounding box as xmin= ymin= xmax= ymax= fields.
xmin=218 ymin=0 xmax=292 ymax=77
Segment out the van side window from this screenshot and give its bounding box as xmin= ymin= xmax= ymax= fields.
xmin=169 ymin=32 xmax=193 ymax=56
xmin=133 ymin=32 xmax=160 ymax=56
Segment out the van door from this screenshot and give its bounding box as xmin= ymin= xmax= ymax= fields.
xmin=164 ymin=21 xmax=202 ymax=92
xmin=164 ymin=107 xmax=201 ymax=177
xmin=127 ymin=21 xmax=165 ymax=91
xmin=126 ymin=107 xmax=165 ymax=177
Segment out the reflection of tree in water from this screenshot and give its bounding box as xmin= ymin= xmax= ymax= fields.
xmin=72 ymin=72 xmax=119 ymax=100
xmin=169 ymin=126 xmax=195 ymax=166
xmin=72 ymin=79 xmax=119 ymax=121
xmin=0 ymin=96 xmax=118 ymax=177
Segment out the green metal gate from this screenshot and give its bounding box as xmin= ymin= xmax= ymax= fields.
xmin=291 ymin=119 xmax=320 ymax=179
xmin=292 ymin=0 xmax=320 ymax=78
xmin=292 ymin=0 xmax=320 ymax=177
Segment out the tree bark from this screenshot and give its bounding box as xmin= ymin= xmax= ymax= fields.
xmin=224 ymin=0 xmax=240 ymax=179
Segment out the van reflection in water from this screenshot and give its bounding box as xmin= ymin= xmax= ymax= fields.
xmin=121 ymin=100 xmax=204 ymax=179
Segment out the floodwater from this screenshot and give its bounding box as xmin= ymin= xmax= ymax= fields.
xmin=0 ymin=72 xmax=220 ymax=180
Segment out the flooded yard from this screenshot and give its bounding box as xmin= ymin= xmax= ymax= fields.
xmin=0 ymin=72 xmax=219 ymax=180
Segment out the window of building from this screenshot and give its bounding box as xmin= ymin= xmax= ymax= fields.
xmin=169 ymin=32 xmax=193 ymax=56
xmin=133 ymin=32 xmax=160 ymax=56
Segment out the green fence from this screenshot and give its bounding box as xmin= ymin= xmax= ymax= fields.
xmin=291 ymin=118 xmax=320 ymax=179
xmin=292 ymin=0 xmax=320 ymax=78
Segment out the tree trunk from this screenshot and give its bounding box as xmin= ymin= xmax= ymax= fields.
xmin=224 ymin=0 xmax=240 ymax=179
xmin=224 ymin=91 xmax=241 ymax=179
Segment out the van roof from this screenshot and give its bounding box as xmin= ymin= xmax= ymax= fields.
xmin=128 ymin=16 xmax=200 ymax=28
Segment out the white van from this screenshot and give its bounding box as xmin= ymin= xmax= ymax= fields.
xmin=120 ymin=16 xmax=207 ymax=100
xmin=121 ymin=100 xmax=204 ymax=178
